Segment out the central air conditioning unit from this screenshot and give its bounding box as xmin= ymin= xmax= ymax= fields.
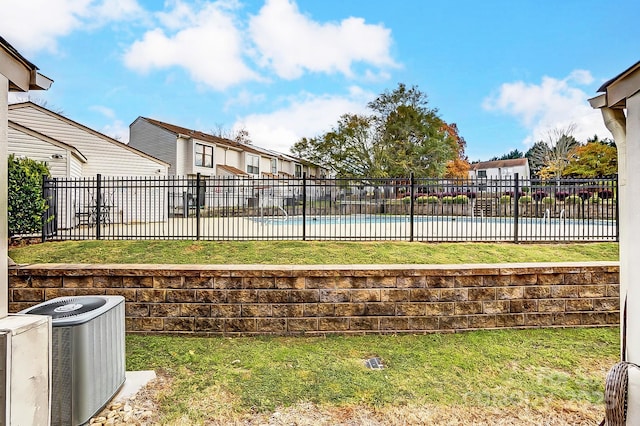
xmin=20 ymin=295 xmax=126 ymax=426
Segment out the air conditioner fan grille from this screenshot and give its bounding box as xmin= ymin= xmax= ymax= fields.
xmin=27 ymin=297 xmax=107 ymax=319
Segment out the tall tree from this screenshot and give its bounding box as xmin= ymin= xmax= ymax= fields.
xmin=490 ymin=149 xmax=524 ymax=161
xmin=563 ymin=142 xmax=618 ymax=178
xmin=292 ymin=114 xmax=385 ymax=177
xmin=587 ymin=134 xmax=616 ymax=148
xmin=442 ymin=122 xmax=470 ymax=179
xmin=292 ymin=84 xmax=460 ymax=178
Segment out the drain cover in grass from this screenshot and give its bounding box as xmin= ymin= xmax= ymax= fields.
xmin=364 ymin=357 xmax=384 ymax=370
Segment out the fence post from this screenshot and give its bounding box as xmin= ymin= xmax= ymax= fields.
xmin=302 ymin=172 xmax=307 ymax=241
xmin=196 ymin=172 xmax=201 ymax=241
xmin=96 ymin=174 xmax=102 ymax=240
xmin=409 ymin=172 xmax=415 ymax=242
xmin=513 ymin=173 xmax=519 ymax=243
xmin=41 ymin=176 xmax=48 ymax=243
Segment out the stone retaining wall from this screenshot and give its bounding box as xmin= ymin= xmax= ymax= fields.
xmin=8 ymin=262 xmax=619 ymax=335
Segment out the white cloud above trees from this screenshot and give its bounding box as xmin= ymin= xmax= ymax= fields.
xmin=234 ymin=87 xmax=374 ymax=153
xmin=483 ymin=70 xmax=609 ymax=146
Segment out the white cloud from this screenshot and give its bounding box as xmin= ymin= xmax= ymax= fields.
xmin=88 ymin=104 xmax=128 ymax=141
xmin=92 ymin=0 xmax=146 ymax=23
xmin=235 ymin=87 xmax=374 ymax=153
xmin=0 ymin=0 xmax=145 ymax=54
xmin=224 ymin=90 xmax=267 ymax=111
xmin=90 ymin=105 xmax=116 ymax=119
xmin=483 ymin=70 xmax=609 ymax=146
xmin=124 ymin=1 xmax=259 ymax=90
xmin=100 ymin=119 xmax=129 ymax=143
xmin=248 ymin=0 xmax=397 ymax=79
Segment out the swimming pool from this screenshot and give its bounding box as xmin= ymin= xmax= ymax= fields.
xmin=253 ymin=214 xmax=613 ymax=227
xmin=248 ymin=214 xmax=617 ymax=242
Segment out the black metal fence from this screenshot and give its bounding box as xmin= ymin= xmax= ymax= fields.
xmin=39 ymin=173 xmax=618 ymax=242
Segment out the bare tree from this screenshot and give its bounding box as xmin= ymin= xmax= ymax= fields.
xmin=211 ymin=124 xmax=253 ymax=145
xmin=9 ymin=94 xmax=64 ymax=115
xmin=526 ymin=124 xmax=581 ymax=179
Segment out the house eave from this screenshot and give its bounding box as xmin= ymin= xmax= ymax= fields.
xmin=1 ymin=36 xmax=53 ymax=92
xmin=593 ymin=61 xmax=640 ymax=109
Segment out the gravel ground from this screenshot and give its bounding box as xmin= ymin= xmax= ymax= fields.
xmin=88 ymin=372 xmax=605 ymax=425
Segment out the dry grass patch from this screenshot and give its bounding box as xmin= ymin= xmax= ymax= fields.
xmin=125 ymin=329 xmax=618 ymax=425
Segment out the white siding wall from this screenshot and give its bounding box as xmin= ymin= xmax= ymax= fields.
xmin=69 ymin=156 xmax=83 ymax=178
xmin=10 ymin=107 xmax=167 ymax=176
xmin=259 ymin=156 xmax=271 ymax=175
xmin=214 ymin=145 xmax=226 ymax=172
xmin=129 ymin=118 xmax=177 ymax=175
xmin=470 ymin=164 xmax=530 ymax=181
xmin=175 ymin=137 xmax=187 ymax=176
xmin=224 ymin=149 xmax=241 ymax=170
xmin=7 ymin=126 xmax=70 ymax=178
xmin=279 ymin=160 xmax=295 ymax=176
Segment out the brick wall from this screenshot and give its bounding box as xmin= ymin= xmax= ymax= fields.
xmin=8 ymin=262 xmax=619 ymax=335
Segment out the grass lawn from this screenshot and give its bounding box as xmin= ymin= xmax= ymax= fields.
xmin=9 ymin=240 xmax=619 ymax=264
xmin=127 ymin=327 xmax=618 ymax=425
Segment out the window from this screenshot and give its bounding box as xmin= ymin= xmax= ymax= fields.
xmin=295 ymin=164 xmax=302 ymax=178
xmin=247 ymin=154 xmax=260 ymax=174
xmin=478 ymin=170 xmax=487 ymax=178
xmin=195 ymin=143 xmax=213 ymax=168
xmin=271 ymin=158 xmax=278 ymax=174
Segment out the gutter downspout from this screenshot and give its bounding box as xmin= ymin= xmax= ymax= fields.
xmin=600 ymin=107 xmax=628 ymax=359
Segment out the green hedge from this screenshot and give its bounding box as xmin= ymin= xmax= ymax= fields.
xmin=8 ymin=155 xmax=50 ymax=236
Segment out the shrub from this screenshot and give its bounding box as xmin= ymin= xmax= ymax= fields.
xmin=415 ymin=195 xmax=438 ymax=204
xmin=518 ymin=195 xmax=533 ymax=204
xmin=577 ymin=190 xmax=592 ymax=200
xmin=402 ymin=196 xmax=411 ymax=204
xmin=542 ymin=196 xmax=555 ymax=205
xmin=8 ymin=155 xmax=51 ymax=236
xmin=555 ymin=191 xmax=570 ymax=201
xmin=589 ymin=194 xmax=602 ymax=204
xmin=499 ymin=195 xmax=512 ymax=205
xmin=453 ymin=195 xmax=469 ymax=204
xmin=598 ymin=189 xmax=614 ymax=199
xmin=503 ymin=190 xmax=525 ymax=199
xmin=565 ymin=195 xmax=583 ymax=205
xmin=441 ymin=196 xmax=455 ymax=204
xmin=532 ymin=190 xmax=547 ymax=201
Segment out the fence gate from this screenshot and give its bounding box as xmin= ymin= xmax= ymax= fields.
xmin=41 ymin=179 xmax=58 ymax=240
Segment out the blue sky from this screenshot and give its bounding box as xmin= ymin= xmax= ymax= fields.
xmin=3 ymin=0 xmax=639 ymax=162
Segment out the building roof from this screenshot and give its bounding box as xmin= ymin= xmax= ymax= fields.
xmin=139 ymin=117 xmax=266 ymax=157
xmin=0 ymin=36 xmax=53 ymax=91
xmin=216 ymin=164 xmax=248 ymax=176
xmin=8 ymin=120 xmax=87 ymax=163
xmin=598 ymin=60 xmax=640 ymax=92
xmin=590 ymin=60 xmax=640 ymax=109
xmin=137 ymin=116 xmax=327 ymax=170
xmin=9 ymin=102 xmax=169 ymax=167
xmin=470 ymin=158 xmax=528 ymax=171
